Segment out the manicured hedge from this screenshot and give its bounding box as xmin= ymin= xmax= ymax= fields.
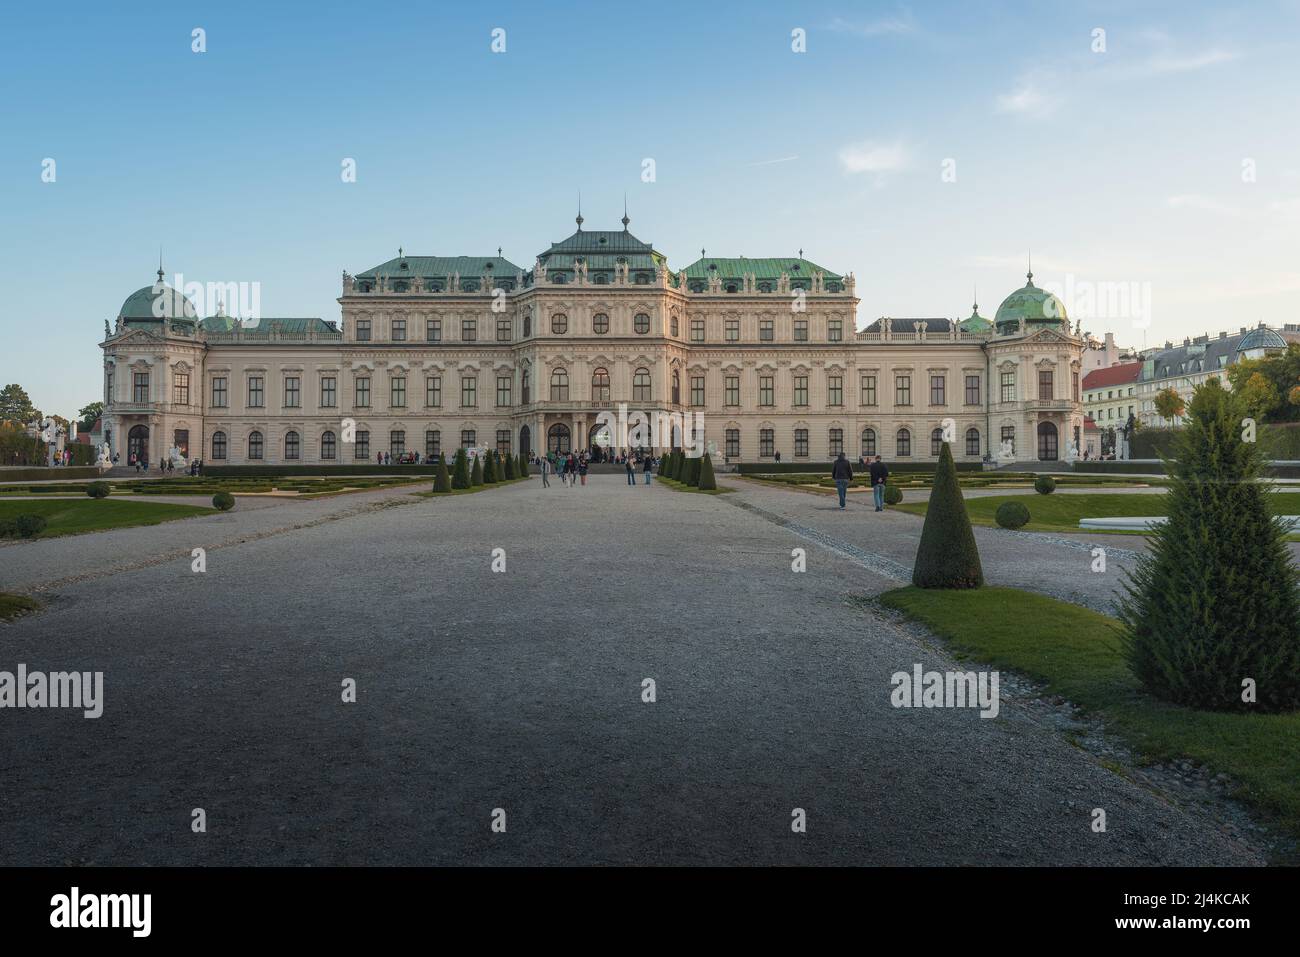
xmin=205 ymin=464 xmax=443 ymax=477
xmin=0 ymin=467 xmax=101 ymax=481
xmin=736 ymin=460 xmax=983 ymax=475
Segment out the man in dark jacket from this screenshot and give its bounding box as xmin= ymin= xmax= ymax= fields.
xmin=868 ymin=455 xmax=889 ymax=511
xmin=831 ymin=451 xmax=853 ymax=509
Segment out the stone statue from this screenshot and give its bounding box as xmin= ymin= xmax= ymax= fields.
xmin=996 ymin=438 xmax=1016 ymax=464
xmin=96 ymin=442 xmax=112 ymax=470
xmin=1064 ymin=442 xmax=1079 ymax=464
xmin=168 ymin=445 xmax=188 ymax=468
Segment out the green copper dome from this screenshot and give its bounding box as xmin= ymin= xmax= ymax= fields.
xmin=960 ymin=301 xmax=993 ymax=334
xmin=994 ymin=271 xmax=1067 ymax=332
xmin=118 ymin=270 xmax=196 ymax=321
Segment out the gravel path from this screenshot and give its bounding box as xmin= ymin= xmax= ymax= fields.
xmin=0 ymin=474 xmax=1264 ymax=865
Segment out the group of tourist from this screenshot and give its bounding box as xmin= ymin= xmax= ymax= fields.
xmin=831 ymin=452 xmax=891 ymax=511
xmin=539 ymin=449 xmax=589 ymax=487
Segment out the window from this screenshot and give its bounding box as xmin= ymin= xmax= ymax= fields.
xmin=966 ymin=428 xmax=980 ymax=457
xmin=861 ymin=428 xmax=876 ymax=457
xmin=965 ymin=375 xmax=980 ymax=406
xmin=930 ymin=375 xmax=945 ymax=406
xmin=522 ymin=314 xmax=531 ymax=337
xmin=211 ymin=376 xmax=227 ymax=408
xmin=726 ymin=428 xmax=740 ymax=458
xmin=354 ymin=430 xmax=370 ymax=460
xmin=356 ymin=319 xmax=371 ymax=341
xmin=829 ymin=428 xmax=844 ymax=456
xmin=390 ymin=430 xmax=405 ymax=457
xmin=248 ymin=430 xmax=264 ymax=460
xmin=592 ymin=313 xmax=609 ymax=334
xmin=426 ymin=318 xmax=441 ymax=342
xmin=725 ymin=319 xmax=739 ymax=342
xmin=861 ymin=375 xmax=876 ymax=406
xmin=392 ymin=318 xmax=406 ymax=341
xmin=462 ymin=318 xmax=476 ymax=341
xmin=895 ymin=375 xmax=911 ymax=407
xmin=634 ymin=313 xmax=650 ymax=334
xmin=460 ymin=430 xmax=476 ymax=448
xmin=760 ymin=319 xmax=774 ymax=341
xmin=794 ymin=428 xmax=809 ymax=457
xmin=552 ymin=313 xmax=568 ymax=334
xmin=285 ymin=431 xmax=300 ymax=460
xmin=425 ymin=430 xmax=440 ymax=459
xmin=670 ymin=314 xmax=679 ymax=337
xmin=172 ymin=373 xmax=190 ymax=405
xmin=550 ymin=368 xmax=569 ymax=401
xmin=1000 ymin=371 xmax=1016 ymax=403
xmin=931 ymin=428 xmax=945 ymax=456
xmin=321 ymin=376 xmax=336 ymax=408
xmin=690 ymin=375 xmax=705 ymax=407
xmin=390 ymin=377 xmax=406 ymax=408
xmin=725 ymin=376 xmax=739 ymax=406
xmin=759 ymin=375 xmax=774 ymax=406
xmin=248 ymin=376 xmax=264 ymax=408
xmin=522 ymin=370 xmax=530 ymax=404
xmin=633 ymin=368 xmax=652 ymax=402
xmin=426 ymin=376 xmax=441 ymax=407
xmin=794 ymin=319 xmax=808 ymax=341
xmin=212 ymin=431 xmax=227 ymax=460
xmin=828 ymin=319 xmax=843 ymax=342
xmin=672 ymin=371 xmax=681 ymax=404
xmin=591 ymin=368 xmax=610 ymax=402
xmin=321 ymin=430 xmax=336 ymax=460
xmin=497 ymin=318 xmax=511 ymax=342
xmin=691 ymin=319 xmax=704 ymax=342
xmin=793 ymin=376 xmax=809 ymax=407
xmin=828 ymin=376 xmax=843 ymax=407
xmin=1000 ymin=425 xmax=1015 ymax=456
xmin=496 ymin=376 xmax=511 ymax=407
xmin=355 ymin=376 xmax=370 ymax=408
xmin=759 ymin=428 xmax=775 ymax=457
xmin=496 ymin=430 xmax=511 ymax=455
xmin=896 ymin=428 xmax=911 ymax=457
xmin=1038 ymin=369 xmax=1054 ymax=401
xmin=106 ymin=369 xmax=114 ymax=403
xmin=1073 ymin=371 xmax=1080 ymax=401
xmin=461 ymin=376 xmax=477 ymax=407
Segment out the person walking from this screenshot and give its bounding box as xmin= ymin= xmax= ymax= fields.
xmin=643 ymin=454 xmax=653 ymax=485
xmin=541 ymin=454 xmax=551 ymax=487
xmin=578 ymin=453 xmax=588 ymax=486
xmin=832 ymin=451 xmax=853 ymax=509
xmin=869 ymin=455 xmax=889 ymax=512
xmin=625 ymin=456 xmax=636 ymax=486
xmin=568 ymin=453 xmax=578 ymax=488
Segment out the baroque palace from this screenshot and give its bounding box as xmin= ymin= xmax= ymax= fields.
xmin=98 ymin=215 xmax=1085 ymax=467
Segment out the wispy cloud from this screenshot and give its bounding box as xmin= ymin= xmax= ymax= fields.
xmin=1165 ymin=194 xmax=1246 ymax=218
xmin=1137 ymin=48 xmax=1236 ymax=76
xmin=837 ymin=140 xmax=910 ymax=181
xmin=827 ymin=12 xmax=917 ymax=38
xmin=995 ymin=76 xmax=1060 ymax=117
xmin=746 ymin=155 xmax=800 ymax=167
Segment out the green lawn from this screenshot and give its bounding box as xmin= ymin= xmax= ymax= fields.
xmin=0 ymin=592 xmax=42 ymax=621
xmin=895 ymin=490 xmax=1300 ymax=533
xmin=656 ymin=476 xmax=734 ymax=495
xmin=0 ymin=499 xmax=211 ymax=539
xmin=880 ymin=586 xmax=1300 ymax=850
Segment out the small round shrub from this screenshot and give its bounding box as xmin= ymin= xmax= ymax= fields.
xmin=86 ymin=481 xmax=111 ymax=499
xmin=12 ymin=514 xmax=48 ymax=538
xmin=212 ymin=491 xmax=236 ymax=511
xmin=1034 ymin=475 xmax=1057 ymax=495
xmin=996 ymin=500 xmax=1031 ymax=529
xmin=884 ymin=484 xmax=903 ymax=505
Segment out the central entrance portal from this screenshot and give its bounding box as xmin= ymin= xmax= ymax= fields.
xmin=128 ymin=424 xmax=149 ymax=463
xmin=547 ymin=423 xmax=571 ymax=454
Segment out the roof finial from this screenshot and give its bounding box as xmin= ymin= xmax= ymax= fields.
xmin=498 ymin=246 xmax=502 ymax=258
xmin=576 ymin=192 xmax=583 ymax=230
xmin=622 ymin=193 xmax=630 ymax=230
xmin=701 ymin=248 xmax=705 ymax=259
xmin=398 ymin=246 xmax=404 ymax=259
xmin=157 ymin=246 xmax=164 ymax=282
xmin=973 ymin=283 xmax=979 ymax=312
xmin=1027 ymin=249 xmax=1033 ymax=285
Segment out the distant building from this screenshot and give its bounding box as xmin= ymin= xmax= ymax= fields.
xmin=1082 ymin=361 xmax=1142 ymax=456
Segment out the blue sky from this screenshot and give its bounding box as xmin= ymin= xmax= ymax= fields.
xmin=4 ymin=0 xmax=1299 ymax=417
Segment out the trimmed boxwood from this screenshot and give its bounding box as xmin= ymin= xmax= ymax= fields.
xmin=1034 ymin=475 xmax=1057 ymax=495
xmin=911 ymin=443 xmax=984 ymax=589
xmin=470 ymin=455 xmax=483 ymax=486
xmin=451 ymin=449 xmax=470 ymax=489
xmin=204 ymin=464 xmax=444 ymax=477
xmin=0 ymin=514 xmax=48 ymax=538
xmin=995 ymin=500 xmax=1031 ymax=529
xmin=212 ymin=491 xmax=235 ymax=511
xmin=516 ymin=453 xmax=529 ymax=477
xmin=697 ymin=452 xmax=717 ymax=490
xmin=85 ymin=481 xmax=111 ymax=499
xmin=883 ymin=485 xmax=903 ymax=505
xmin=433 ymin=455 xmax=451 ymax=492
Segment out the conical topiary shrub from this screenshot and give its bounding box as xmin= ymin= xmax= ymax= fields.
xmin=503 ymin=451 xmax=515 ymax=480
xmin=1119 ymin=378 xmax=1300 ymax=712
xmin=684 ymin=454 xmax=701 ymax=486
xmin=433 ymin=453 xmax=451 ymax=492
xmin=671 ymin=451 xmax=683 ymax=480
xmin=451 ymin=448 xmax=470 ymax=489
xmin=470 ymin=455 xmax=483 ymax=486
xmin=517 ymin=453 xmax=529 ymax=477
xmin=697 ymin=452 xmax=717 ymax=490
xmin=482 ymin=449 xmax=497 ymax=484
xmin=912 ymin=442 xmax=983 ymax=589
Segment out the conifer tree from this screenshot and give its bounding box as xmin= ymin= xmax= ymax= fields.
xmin=697 ymin=452 xmax=717 ymax=490
xmin=433 ymin=453 xmax=451 ymax=492
xmin=482 ymin=449 xmax=497 ymax=484
xmin=911 ymin=442 xmax=983 ymax=589
xmin=451 ymin=448 xmax=470 ymax=489
xmin=470 ymin=454 xmax=483 ymax=486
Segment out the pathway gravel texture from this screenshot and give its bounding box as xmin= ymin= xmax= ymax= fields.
xmin=0 ymin=474 xmax=1265 ymax=865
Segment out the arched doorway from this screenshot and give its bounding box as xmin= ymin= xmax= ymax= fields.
xmin=547 ymin=423 xmax=571 ymax=454
xmin=589 ymin=422 xmax=612 ymax=460
xmin=128 ymin=424 xmax=149 ymax=463
xmin=1037 ymin=421 xmax=1059 ymax=461
xmin=519 ymin=425 xmax=531 ymax=456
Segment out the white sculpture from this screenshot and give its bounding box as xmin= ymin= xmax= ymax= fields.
xmin=996 ymin=438 xmax=1016 ymax=464
xmin=96 ymin=442 xmax=112 ymax=470
xmin=168 ymin=445 xmax=188 ymax=468
xmin=1064 ymin=443 xmax=1079 ymax=464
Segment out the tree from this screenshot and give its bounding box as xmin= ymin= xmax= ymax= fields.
xmin=1227 ymin=344 xmax=1300 ymax=423
xmin=1119 ymin=378 xmax=1300 ymax=712
xmin=911 ymin=442 xmax=984 ymax=589
xmin=78 ymin=401 xmax=104 ymax=431
xmin=1239 ymin=371 xmax=1280 ymax=421
xmin=482 ymin=449 xmax=497 ymax=484
xmin=697 ymin=452 xmax=717 ymax=490
xmin=516 ymin=452 xmax=529 ymax=477
xmin=503 ymin=451 xmax=515 ymax=480
xmin=451 ymin=448 xmax=470 ymax=489
xmin=684 ymin=454 xmax=701 ymax=486
xmin=433 ymin=453 xmax=451 ymax=492
xmin=0 ymin=384 xmax=39 ymax=425
xmin=1153 ymin=387 xmax=1185 ymax=425
xmin=470 ymin=454 xmax=483 ymax=486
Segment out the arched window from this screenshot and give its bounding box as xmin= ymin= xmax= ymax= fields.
xmin=550 ymin=368 xmax=569 ymax=401
xmin=248 ymin=430 xmax=264 ymax=460
xmin=896 ymin=428 xmax=911 ymax=457
xmin=523 ymin=313 xmax=531 ymax=337
xmin=522 ymin=369 xmax=530 ymax=404
xmin=591 ymin=368 xmax=610 ymax=402
xmin=670 ymin=314 xmax=679 ymax=337
xmin=633 ymin=367 xmax=652 ymax=401
xmin=861 ymin=428 xmax=876 ymax=457
xmin=965 ymin=428 xmax=980 ymax=457
xmin=592 ymin=313 xmax=609 ymax=334
xmin=547 ymin=423 xmax=571 ymax=454
xmin=672 ymin=370 xmax=681 ymax=404
xmin=931 ymin=427 xmax=945 ymax=456
xmin=634 ymin=313 xmax=650 ymax=334
xmin=552 ymin=313 xmax=567 ymax=334
xmin=285 ymin=431 xmax=301 ymax=460
xmin=321 ymin=430 xmax=337 ymax=460
xmin=212 ymin=431 xmax=227 ymax=460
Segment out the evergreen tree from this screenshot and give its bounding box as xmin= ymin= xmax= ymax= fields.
xmin=433 ymin=453 xmax=451 ymax=492
xmin=684 ymin=454 xmax=701 ymax=486
xmin=470 ymin=454 xmax=483 ymax=486
xmin=697 ymin=452 xmax=717 ymax=490
xmin=451 ymin=448 xmax=470 ymax=489
xmin=1119 ymin=378 xmax=1300 ymax=712
xmin=911 ymin=442 xmax=984 ymax=589
xmin=503 ymin=451 xmax=515 ymax=480
xmin=517 ymin=452 xmax=529 ymax=477
xmin=670 ymin=451 xmax=683 ymax=480
xmin=483 ymin=449 xmax=497 ymax=484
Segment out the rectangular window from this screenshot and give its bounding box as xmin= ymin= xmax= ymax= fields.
xmin=860 ymin=375 xmax=876 ymax=406
xmin=930 ymin=375 xmax=945 ymax=406
xmin=1038 ymin=369 xmax=1054 ymax=401
xmin=426 ymin=318 xmax=441 ymax=342
xmin=1073 ymin=371 xmax=1080 ymax=401
xmin=426 ymin=376 xmax=441 ymax=407
xmin=354 ymin=430 xmax=370 ymax=459
xmin=759 ymin=375 xmax=774 ymax=406
xmin=356 ymin=319 xmax=371 ymax=341
xmin=793 ymin=319 xmax=808 ymax=341
xmin=390 ymin=430 xmax=405 ymax=457
xmin=793 ymin=376 xmax=808 ymax=407
xmin=392 ymin=319 xmax=406 ymax=342
xmin=895 ymin=375 xmax=911 ymax=407
xmin=691 ymin=319 xmax=705 ymax=342
xmin=172 ymin=373 xmax=190 ymax=405
xmin=497 ymin=376 xmax=511 ymax=407
xmin=496 ymin=429 xmax=511 ymax=455
xmin=794 ymin=428 xmax=809 ymax=457
xmin=461 ymin=376 xmax=477 ymax=408
xmin=354 ymin=376 xmax=370 ymax=408
xmin=965 ymin=375 xmax=980 ymax=406
xmin=390 ymin=376 xmax=406 ymax=408
xmin=462 ymin=319 xmax=476 ymax=341
xmin=320 ymin=376 xmax=336 ymax=408
xmin=497 ymin=318 xmax=511 ymax=342
xmin=248 ymin=376 xmax=264 ymax=408
xmin=725 ymin=376 xmax=739 ymax=407
xmin=827 ymin=375 xmax=843 ymax=407
xmin=725 ymin=428 xmax=739 ymax=458
xmin=690 ymin=376 xmax=705 ymax=407
xmin=211 ymin=376 xmax=227 ymax=408
xmin=1000 ymin=371 xmax=1015 ymax=403
xmin=725 ymin=319 xmax=739 ymax=342
xmin=759 ymin=428 xmax=774 ymax=457
xmin=425 ymin=430 xmax=440 ymax=459
xmin=284 ymin=376 xmax=300 ymax=408
xmin=759 ymin=319 xmax=774 ymax=341
xmin=1000 ymin=425 xmax=1015 ymax=456
xmin=828 ymin=319 xmax=842 ymax=342
xmin=461 ymin=429 xmax=476 ymax=448
xmin=106 ymin=370 xmax=114 ymax=403
xmin=829 ymin=428 xmax=843 ymax=456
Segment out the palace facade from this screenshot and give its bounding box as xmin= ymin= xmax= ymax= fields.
xmin=98 ymin=217 xmax=1086 ymax=467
